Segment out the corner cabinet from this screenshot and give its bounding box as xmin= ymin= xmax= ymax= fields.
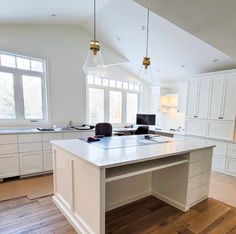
xmin=186 ymin=71 xmax=236 ymax=141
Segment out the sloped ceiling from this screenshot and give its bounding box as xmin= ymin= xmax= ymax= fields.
xmin=134 ymin=0 xmax=236 ymax=60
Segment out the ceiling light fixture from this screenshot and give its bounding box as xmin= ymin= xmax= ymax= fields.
xmin=83 ymin=0 xmax=105 ymax=77
xmin=138 ymin=9 xmax=153 ymax=83
xmin=212 ymin=59 xmax=218 ymax=63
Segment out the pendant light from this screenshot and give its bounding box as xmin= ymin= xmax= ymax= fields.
xmin=138 ymin=9 xmax=153 ymax=83
xmin=83 ymin=0 xmax=105 ymax=77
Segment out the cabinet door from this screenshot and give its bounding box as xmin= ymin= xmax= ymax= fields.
xmin=197 ymin=77 xmax=211 ymax=119
xmin=208 ymin=121 xmax=235 ymax=141
xmin=187 ymin=80 xmax=199 ymax=118
xmin=43 ymin=151 xmax=53 ymax=171
xmin=222 ymin=75 xmax=236 ymax=121
xmin=185 ymin=119 xmax=207 ymax=136
xmin=0 ymin=154 xmax=20 ymax=179
xmin=19 ymin=152 xmax=43 ymax=175
xmin=209 ymin=75 xmax=225 ymax=120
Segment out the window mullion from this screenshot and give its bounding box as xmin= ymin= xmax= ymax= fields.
xmin=122 ymin=92 xmax=127 ymax=124
xmin=104 ymin=89 xmax=109 ymax=122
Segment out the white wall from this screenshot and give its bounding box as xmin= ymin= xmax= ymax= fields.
xmin=0 ymin=24 xmax=131 ymax=127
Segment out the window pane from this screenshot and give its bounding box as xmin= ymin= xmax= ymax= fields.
xmin=126 ymin=93 xmax=138 ymax=123
xmin=89 ymin=88 xmax=104 ymax=124
xmin=102 ymin=78 xmax=109 ymax=86
xmin=22 ymin=75 xmax=43 ymax=119
xmin=123 ymin=82 xmax=128 ymax=89
xmin=135 ymin=84 xmax=139 ymax=91
xmin=87 ymin=75 xmax=94 ymax=84
xmin=0 ymin=72 xmax=16 ymax=119
xmin=17 ymin=57 xmax=30 ymax=70
xmin=117 ymin=81 xmax=122 ymax=89
xmin=109 ymin=91 xmax=122 ymax=123
xmin=31 ymin=60 xmax=43 ymax=72
xmin=1 ymin=54 xmax=16 ymax=68
xmin=110 ymin=80 xmax=116 ymax=88
xmin=129 ymin=83 xmax=134 ymax=90
xmin=94 ymin=77 xmax=102 ymax=85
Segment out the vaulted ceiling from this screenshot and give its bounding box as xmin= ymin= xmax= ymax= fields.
xmin=0 ymin=0 xmax=235 ymax=83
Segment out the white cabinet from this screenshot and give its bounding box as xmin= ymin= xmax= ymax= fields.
xmin=0 ymin=154 xmax=19 ymax=179
xmin=209 ymin=74 xmax=236 ymax=121
xmin=186 ymin=119 xmax=207 ymax=136
xmin=19 ymin=152 xmax=43 ymax=175
xmin=187 ymin=77 xmax=211 ymax=119
xmin=43 ymin=151 xmax=53 ymax=171
xmin=207 ymin=121 xmax=235 ymax=141
xmin=225 ymin=158 xmax=236 ymax=175
xmin=18 ymin=133 xmax=41 ymax=143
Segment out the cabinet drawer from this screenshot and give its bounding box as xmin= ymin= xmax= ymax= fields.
xmin=42 ymin=133 xmax=63 ymax=142
xmin=189 ymin=159 xmax=212 ymax=177
xmin=19 ymin=142 xmax=42 ymax=153
xmin=188 ymin=171 xmax=211 ymax=192
xmin=42 ymin=142 xmax=52 ymax=151
xmin=228 ymin=143 xmax=236 ymax=151
xmin=19 ymin=152 xmax=43 ymax=175
xmin=18 ymin=134 xmax=42 ymax=143
xmin=0 ymin=144 xmax=18 ymax=155
xmin=207 ymin=121 xmax=235 ymax=141
xmin=212 ymin=156 xmax=226 ymax=171
xmin=188 ymin=184 xmax=209 ymax=207
xmin=0 ymin=135 xmax=17 ymax=144
xmin=227 ymin=150 xmax=236 ymax=159
xmin=0 ymin=154 xmax=20 ymax=179
xmin=189 ymin=149 xmax=212 ymax=163
xmin=206 ymin=140 xmax=227 ymax=156
xmin=43 ymin=151 xmax=53 ymax=171
xmin=225 ymin=158 xmax=236 ymax=174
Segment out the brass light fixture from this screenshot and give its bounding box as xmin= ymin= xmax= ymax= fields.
xmin=83 ymin=0 xmax=105 ymax=77
xmin=138 ymin=9 xmax=153 ymax=82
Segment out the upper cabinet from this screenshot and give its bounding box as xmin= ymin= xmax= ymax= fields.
xmin=187 ymin=76 xmax=211 ymax=119
xmin=209 ymin=74 xmax=236 ymax=121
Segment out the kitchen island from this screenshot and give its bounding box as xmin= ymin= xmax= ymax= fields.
xmin=51 ymin=135 xmax=214 ymax=234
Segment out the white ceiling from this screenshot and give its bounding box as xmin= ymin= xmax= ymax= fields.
xmin=135 ymin=0 xmax=236 ymax=61
xmin=0 ymin=0 xmax=236 ymax=84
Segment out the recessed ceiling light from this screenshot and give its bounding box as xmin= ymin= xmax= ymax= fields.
xmin=141 ymin=26 xmax=146 ymax=31
xmin=181 ymin=65 xmax=185 ymax=68
xmin=116 ymin=36 xmax=121 ymax=41
xmin=212 ymin=58 xmax=218 ymax=63
xmin=51 ymin=14 xmax=57 ymax=17
xmin=156 ymin=69 xmax=160 ymax=72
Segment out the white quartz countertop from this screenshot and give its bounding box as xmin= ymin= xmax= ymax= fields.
xmin=0 ymin=128 xmax=94 ymax=135
xmin=51 ymin=135 xmax=215 ymax=168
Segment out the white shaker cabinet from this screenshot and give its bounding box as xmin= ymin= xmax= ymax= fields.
xmin=187 ymin=77 xmax=211 ymax=119
xmin=209 ymin=74 xmax=236 ymax=121
xmin=185 ymin=119 xmax=207 ymax=136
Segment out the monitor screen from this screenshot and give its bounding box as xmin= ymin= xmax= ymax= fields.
xmin=136 ymin=114 xmax=156 ymax=126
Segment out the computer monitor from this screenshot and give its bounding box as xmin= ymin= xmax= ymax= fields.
xmin=136 ymin=114 xmax=156 ymax=126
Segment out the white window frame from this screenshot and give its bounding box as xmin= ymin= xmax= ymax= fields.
xmin=0 ymin=51 xmax=49 ymax=125
xmin=86 ymin=76 xmax=140 ymax=126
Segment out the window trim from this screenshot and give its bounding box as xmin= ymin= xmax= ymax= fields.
xmin=86 ymin=77 xmax=140 ymax=125
xmin=0 ymin=52 xmax=50 ymax=125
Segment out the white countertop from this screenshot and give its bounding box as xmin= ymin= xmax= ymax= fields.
xmin=0 ymin=128 xmax=94 ymax=135
xmin=51 ymin=135 xmax=215 ymax=168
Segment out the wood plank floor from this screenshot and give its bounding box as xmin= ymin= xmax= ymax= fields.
xmin=1 ymin=196 xmax=236 ymax=234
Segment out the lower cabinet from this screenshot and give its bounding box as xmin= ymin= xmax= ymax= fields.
xmin=43 ymin=151 xmax=53 ymax=171
xmin=0 ymin=154 xmax=20 ymax=179
xmin=212 ymin=156 xmax=226 ymax=171
xmin=19 ymin=151 xmax=43 ymax=175
xmin=225 ymin=158 xmax=236 ymax=175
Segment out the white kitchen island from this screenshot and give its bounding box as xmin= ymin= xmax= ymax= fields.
xmin=51 ymin=135 xmax=215 ymax=234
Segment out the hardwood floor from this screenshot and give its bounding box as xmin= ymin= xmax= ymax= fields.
xmin=1 ymin=195 xmax=236 ymax=234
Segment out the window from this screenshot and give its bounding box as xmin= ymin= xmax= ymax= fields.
xmin=109 ymin=91 xmax=122 ymax=123
xmin=88 ymin=88 xmax=104 ymax=124
xmin=0 ymin=51 xmax=48 ymax=123
xmin=87 ymin=76 xmax=140 ymax=124
xmin=126 ymin=93 xmax=138 ymax=123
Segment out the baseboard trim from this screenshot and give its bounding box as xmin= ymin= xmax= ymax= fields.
xmin=106 ymin=191 xmax=151 ymax=211
xmin=152 ymin=190 xmax=188 ymax=212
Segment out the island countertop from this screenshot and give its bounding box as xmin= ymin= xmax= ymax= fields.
xmin=51 ymin=135 xmax=215 ymax=168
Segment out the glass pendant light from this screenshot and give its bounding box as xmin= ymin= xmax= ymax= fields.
xmin=138 ymin=9 xmax=153 ymax=83
xmin=83 ymin=0 xmax=105 ymax=77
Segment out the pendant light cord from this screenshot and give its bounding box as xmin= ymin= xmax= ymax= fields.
xmin=145 ymin=9 xmax=150 ymax=57
xmin=94 ymin=0 xmax=96 ymax=41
